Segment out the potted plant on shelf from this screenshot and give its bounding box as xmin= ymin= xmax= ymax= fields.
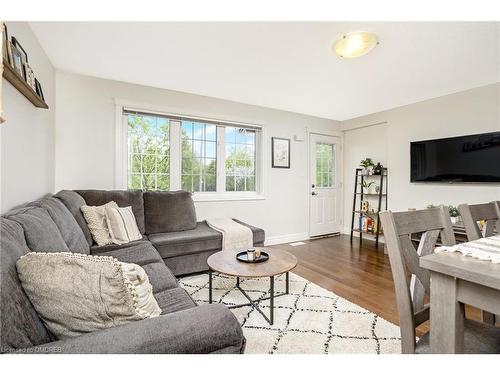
xmin=361 ymin=180 xmax=375 ymax=194
xmin=360 ymin=158 xmax=375 ymax=175
xmin=448 ymin=205 xmax=460 ymax=224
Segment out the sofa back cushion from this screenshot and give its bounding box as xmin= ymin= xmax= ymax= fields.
xmin=54 ymin=190 xmax=93 ymax=246
xmin=144 ymin=191 xmax=197 ymax=234
xmin=34 ymin=197 xmax=90 ymax=254
xmin=76 ymin=190 xmax=146 ymax=234
xmin=0 ymin=218 xmax=52 ymax=352
xmin=7 ymin=207 xmax=70 ymax=253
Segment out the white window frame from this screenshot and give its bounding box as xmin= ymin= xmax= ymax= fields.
xmin=115 ymin=101 xmax=266 ymax=201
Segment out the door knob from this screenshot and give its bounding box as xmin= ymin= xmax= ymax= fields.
xmin=311 ymin=184 xmax=315 ymax=188
xmin=311 ymin=192 xmax=317 ymax=196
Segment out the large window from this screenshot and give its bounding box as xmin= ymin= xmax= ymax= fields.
xmin=124 ymin=110 xmax=260 ymax=196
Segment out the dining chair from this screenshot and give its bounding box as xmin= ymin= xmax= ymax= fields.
xmin=380 ymin=206 xmax=500 ymax=354
xmin=458 ymin=202 xmax=500 ymax=241
xmin=458 ymin=201 xmax=500 ymax=324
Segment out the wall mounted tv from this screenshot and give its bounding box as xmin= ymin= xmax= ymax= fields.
xmin=410 ymin=131 xmax=500 ymax=183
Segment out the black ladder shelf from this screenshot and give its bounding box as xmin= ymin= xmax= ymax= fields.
xmin=350 ymin=168 xmax=388 ymax=247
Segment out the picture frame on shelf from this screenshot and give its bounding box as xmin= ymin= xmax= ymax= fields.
xmin=271 ymin=137 xmax=290 ymax=168
xmin=10 ymin=42 xmax=25 ymax=79
xmin=35 ymin=79 xmax=44 ymax=101
xmin=24 ymin=62 xmax=36 ymax=91
xmin=11 ymin=36 xmax=28 ymax=64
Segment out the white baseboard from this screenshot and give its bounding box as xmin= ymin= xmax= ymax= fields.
xmin=264 ymin=232 xmax=310 ymax=246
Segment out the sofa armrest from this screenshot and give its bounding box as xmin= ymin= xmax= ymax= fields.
xmin=33 ymin=304 xmax=245 ymax=354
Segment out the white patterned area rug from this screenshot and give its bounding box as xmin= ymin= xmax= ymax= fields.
xmin=179 ymin=272 xmax=401 ymax=354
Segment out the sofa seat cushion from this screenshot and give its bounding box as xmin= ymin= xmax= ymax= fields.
xmin=233 ymin=219 xmax=265 ymax=244
xmin=96 ymin=242 xmax=178 ymax=293
xmin=7 ymin=207 xmax=69 ymax=253
xmin=154 ymin=287 xmax=196 ymax=315
xmin=76 ymin=190 xmax=146 ymax=234
xmin=54 ymin=190 xmax=93 ymax=247
xmin=144 ymin=191 xmax=197 ymax=234
xmin=34 ymin=197 xmax=90 ymax=254
xmin=149 ymin=221 xmax=223 ymax=259
xmin=0 ymin=218 xmax=52 ymax=352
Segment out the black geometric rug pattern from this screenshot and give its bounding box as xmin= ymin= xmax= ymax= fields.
xmin=179 ymin=272 xmax=401 ymax=354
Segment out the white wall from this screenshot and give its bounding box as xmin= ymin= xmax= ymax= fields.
xmin=1 ymin=22 xmax=55 ymax=212
xmin=54 ymin=71 xmax=341 ymax=242
xmin=341 ymin=83 xmax=500 ymax=233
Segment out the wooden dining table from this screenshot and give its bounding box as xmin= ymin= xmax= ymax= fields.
xmin=420 ymin=236 xmax=500 ymax=354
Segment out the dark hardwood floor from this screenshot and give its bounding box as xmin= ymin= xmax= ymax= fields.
xmin=271 ymin=234 xmax=481 ymax=336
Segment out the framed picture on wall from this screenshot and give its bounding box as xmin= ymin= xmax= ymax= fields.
xmin=271 ymin=137 xmax=290 ymax=168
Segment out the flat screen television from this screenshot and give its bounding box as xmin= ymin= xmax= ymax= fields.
xmin=410 ymin=131 xmax=500 ymax=183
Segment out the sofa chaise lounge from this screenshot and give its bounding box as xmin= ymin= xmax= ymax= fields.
xmin=1 ymin=189 xmax=265 ymax=354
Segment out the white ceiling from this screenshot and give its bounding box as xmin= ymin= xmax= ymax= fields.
xmin=30 ymin=22 xmax=500 ymax=120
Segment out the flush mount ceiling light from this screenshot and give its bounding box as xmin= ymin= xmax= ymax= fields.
xmin=333 ymin=32 xmax=379 ymax=58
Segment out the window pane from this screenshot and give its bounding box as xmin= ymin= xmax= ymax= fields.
xmin=205 ymin=174 xmax=216 ymax=192
xmin=157 ymin=175 xmax=169 ymax=191
xmin=235 ymin=176 xmax=245 ymax=191
xmin=193 ymin=122 xmax=204 ymax=140
xmin=206 ymin=124 xmax=216 ymax=141
xmin=192 ymin=175 xmax=201 ymax=192
xmin=225 ymin=127 xmax=235 ymax=143
xmin=182 ymin=175 xmax=192 ymax=191
xmin=181 ymin=121 xmax=218 ymax=193
xmin=157 ymin=155 xmax=169 ymax=174
xmin=225 ymin=126 xmax=257 ymax=192
xmin=128 ymin=174 xmax=141 ymax=189
xmin=226 ymin=176 xmax=235 ymax=191
xmin=205 ymin=141 xmax=216 ymax=158
xmin=246 ymin=176 xmax=255 ymax=191
xmin=142 ymin=174 xmax=155 ymax=191
xmin=127 ymin=114 xmax=169 ymax=191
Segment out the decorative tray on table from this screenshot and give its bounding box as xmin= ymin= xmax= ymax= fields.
xmin=236 ymin=251 xmax=269 ymax=263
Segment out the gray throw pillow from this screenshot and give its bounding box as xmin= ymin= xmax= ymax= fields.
xmin=16 ymin=252 xmax=161 ymax=339
xmin=144 ymin=191 xmax=197 ymax=234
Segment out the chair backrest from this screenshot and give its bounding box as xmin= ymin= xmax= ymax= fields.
xmin=458 ymin=202 xmax=500 ymax=241
xmin=379 ymin=206 xmax=456 ymax=354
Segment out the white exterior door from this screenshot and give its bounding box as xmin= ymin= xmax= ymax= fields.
xmin=309 ymin=134 xmax=341 ymax=237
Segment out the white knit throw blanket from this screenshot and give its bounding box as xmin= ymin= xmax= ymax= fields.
xmin=206 ymin=218 xmax=253 ymax=252
xmin=435 ymin=234 xmax=500 ymax=263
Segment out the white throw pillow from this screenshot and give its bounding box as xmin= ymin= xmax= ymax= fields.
xmin=81 ymin=201 xmax=118 ymax=246
xmin=105 ymin=206 xmax=142 ymax=245
xmin=16 ymin=252 xmax=162 ymax=339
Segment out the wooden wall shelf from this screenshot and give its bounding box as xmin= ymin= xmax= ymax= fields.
xmin=2 ymin=59 xmax=48 ymax=109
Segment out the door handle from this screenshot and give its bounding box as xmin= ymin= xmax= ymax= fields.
xmin=311 ymin=184 xmax=315 ymax=188
xmin=311 ymin=192 xmax=317 ymax=196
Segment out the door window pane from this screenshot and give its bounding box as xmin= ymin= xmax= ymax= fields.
xmin=315 ymin=143 xmax=335 ymax=188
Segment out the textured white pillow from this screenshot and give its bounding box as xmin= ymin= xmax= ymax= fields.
xmin=81 ymin=201 xmax=118 ymax=246
xmin=105 ymin=206 xmax=142 ymax=245
xmin=16 ymin=252 xmax=162 ymax=339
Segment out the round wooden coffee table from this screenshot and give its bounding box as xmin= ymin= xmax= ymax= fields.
xmin=207 ymin=248 xmax=297 ymax=325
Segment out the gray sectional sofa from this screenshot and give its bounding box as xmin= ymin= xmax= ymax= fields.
xmin=1 ymin=189 xmax=265 ymax=354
